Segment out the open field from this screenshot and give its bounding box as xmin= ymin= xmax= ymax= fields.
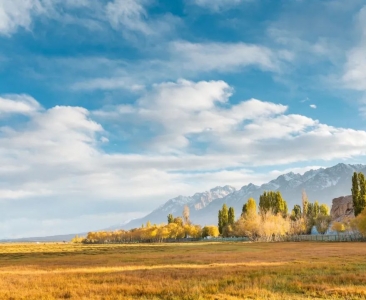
xmin=0 ymin=242 xmax=366 ymax=300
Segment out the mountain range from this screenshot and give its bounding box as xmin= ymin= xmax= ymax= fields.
xmin=117 ymin=163 xmax=365 ymax=229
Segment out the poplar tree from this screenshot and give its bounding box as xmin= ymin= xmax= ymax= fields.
xmin=242 ymin=203 xmax=248 ymax=216
xmin=218 ymin=204 xmax=229 ymax=234
xmin=358 ymin=173 xmax=366 ymax=215
xmin=183 ymin=205 xmax=190 ymax=225
xmin=352 ymin=172 xmax=360 ymax=215
xmin=218 ymin=210 xmax=223 ymax=234
xmin=246 ymin=198 xmax=257 ymax=217
xmin=228 ymin=207 xmax=235 ymax=225
xmin=221 ymin=204 xmax=229 ymax=227
xmin=352 ymin=172 xmax=366 ymax=216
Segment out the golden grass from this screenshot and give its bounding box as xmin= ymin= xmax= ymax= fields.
xmin=0 ymin=242 xmax=366 ymax=299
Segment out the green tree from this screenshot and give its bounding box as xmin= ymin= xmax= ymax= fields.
xmin=218 ymin=204 xmax=229 ymax=234
xmin=291 ymin=205 xmax=302 ymax=221
xmin=221 ymin=204 xmax=229 ymax=227
xmin=259 ymin=191 xmax=287 ymax=217
xmin=358 ymin=173 xmax=366 ymax=215
xmin=167 ymin=214 xmax=174 ymax=224
xmin=242 ymin=203 xmax=248 ymax=216
xmin=352 ymin=172 xmax=361 ymax=216
xmin=218 ymin=210 xmax=223 ymax=234
xmin=228 ymin=207 xmax=235 ymax=225
xmin=259 ymin=191 xmax=270 ymax=215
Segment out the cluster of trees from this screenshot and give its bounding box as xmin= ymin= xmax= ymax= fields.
xmin=291 ymin=190 xmax=331 ymax=235
xmin=79 ymin=205 xmax=220 ymax=244
xmin=83 ymin=221 xmax=208 ymax=244
xmin=218 ymin=204 xmax=235 ymax=234
xmin=259 ymin=191 xmax=288 ymax=216
xmin=216 ymin=190 xmax=332 ymax=240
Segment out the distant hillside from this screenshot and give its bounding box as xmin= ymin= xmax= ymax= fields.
xmin=118 ymin=163 xmax=365 ymax=229
xmin=0 ymin=233 xmax=83 ymax=243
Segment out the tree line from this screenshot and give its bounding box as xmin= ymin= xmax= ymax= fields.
xmin=74 ymin=172 xmax=366 ymax=243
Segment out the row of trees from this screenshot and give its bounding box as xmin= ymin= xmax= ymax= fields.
xmin=82 ymin=221 xmax=219 ymax=244
xmin=217 ymin=190 xmax=332 ymax=240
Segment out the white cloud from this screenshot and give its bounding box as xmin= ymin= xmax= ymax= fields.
xmin=0 ymin=94 xmax=42 ymax=115
xmin=95 ymin=79 xmax=366 ymax=162
xmin=170 ymin=41 xmax=281 ymax=73
xmin=310 ymin=104 xmax=317 ymax=109
xmin=0 ymin=0 xmax=178 ymax=38
xmin=0 ymin=0 xmax=44 ymax=35
xmin=72 ymin=77 xmax=145 ymax=91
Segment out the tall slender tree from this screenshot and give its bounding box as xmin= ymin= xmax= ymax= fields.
xmin=218 ymin=210 xmax=223 ymax=234
xmin=183 ymin=205 xmax=190 ymax=225
xmin=352 ymin=172 xmax=366 ymax=216
xmin=221 ymin=204 xmax=229 ymax=227
xmin=302 ymin=189 xmax=309 ymax=219
xmin=358 ymin=173 xmax=366 ymax=215
xmin=352 ymin=172 xmax=360 ymax=215
xmin=228 ymin=207 xmax=235 ymax=225
xmin=242 ymin=203 xmax=248 ymax=217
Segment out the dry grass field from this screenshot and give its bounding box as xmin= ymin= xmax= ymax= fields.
xmin=0 ymin=242 xmax=366 ymax=300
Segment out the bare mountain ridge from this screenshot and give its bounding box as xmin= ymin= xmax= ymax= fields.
xmin=121 ymin=163 xmax=366 ymax=229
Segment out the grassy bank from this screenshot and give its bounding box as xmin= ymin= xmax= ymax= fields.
xmin=0 ymin=242 xmax=365 ymax=299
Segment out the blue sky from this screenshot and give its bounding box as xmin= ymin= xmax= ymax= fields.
xmin=1 ymin=0 xmax=366 ymax=238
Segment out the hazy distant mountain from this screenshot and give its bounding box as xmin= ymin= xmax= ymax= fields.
xmin=120 ymin=163 xmax=365 ymax=229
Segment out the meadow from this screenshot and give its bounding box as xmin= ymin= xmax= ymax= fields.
xmin=0 ymin=242 xmax=366 ymax=300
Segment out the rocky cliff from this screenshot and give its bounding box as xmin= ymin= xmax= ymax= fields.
xmin=330 ymin=195 xmax=354 ymax=222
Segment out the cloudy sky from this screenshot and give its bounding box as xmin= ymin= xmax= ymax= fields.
xmin=1 ymin=0 xmax=366 ymax=238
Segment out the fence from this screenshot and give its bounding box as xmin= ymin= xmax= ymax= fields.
xmin=82 ymin=237 xmax=250 ymax=244
xmin=82 ymin=235 xmax=365 ymax=244
xmin=283 ymin=233 xmax=366 ymax=242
